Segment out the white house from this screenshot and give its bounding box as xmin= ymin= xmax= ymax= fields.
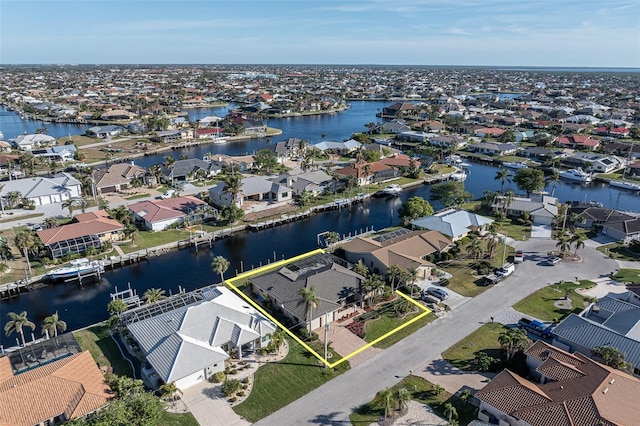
xmin=125 ymin=286 xmax=276 ymax=390
xmin=0 ymin=173 xmax=81 ymax=206
xmin=410 ymin=209 xmax=494 ymax=241
xmin=11 ymin=134 xmax=56 ymax=151
xmin=209 ymin=176 xmax=293 ymax=208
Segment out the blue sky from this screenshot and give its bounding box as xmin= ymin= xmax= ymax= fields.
xmin=1 ymin=0 xmax=639 ymax=67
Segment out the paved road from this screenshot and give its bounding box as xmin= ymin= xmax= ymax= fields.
xmin=255 ymin=239 xmax=618 ymax=425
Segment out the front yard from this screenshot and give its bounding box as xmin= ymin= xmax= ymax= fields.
xmin=441 ymin=323 xmax=506 ymax=371
xmin=597 ymin=243 xmax=640 ymax=261
xmin=612 ymin=268 xmax=640 ymax=284
xmin=513 ymin=280 xmax=596 ymax=323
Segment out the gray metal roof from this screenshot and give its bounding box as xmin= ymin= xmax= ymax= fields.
xmin=127 ymin=286 xmax=275 ymax=383
xmin=410 ymin=209 xmax=493 ymax=239
xmin=0 ymin=172 xmax=81 ymax=199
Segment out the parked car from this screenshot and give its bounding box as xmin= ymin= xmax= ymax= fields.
xmin=518 ymin=318 xmax=553 ymax=338
xmin=160 ymin=189 xmax=176 ymax=199
xmin=483 ymin=273 xmax=503 ymax=286
xmin=514 ymin=250 xmax=524 ymax=263
xmin=547 ymin=256 xmax=562 ymax=266
xmin=421 ymin=294 xmax=441 ymax=305
xmin=496 ymin=262 xmax=515 ymax=277
xmin=425 ymin=287 xmax=448 ymax=301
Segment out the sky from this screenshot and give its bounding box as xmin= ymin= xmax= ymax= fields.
xmin=1 ymin=0 xmax=639 ymax=67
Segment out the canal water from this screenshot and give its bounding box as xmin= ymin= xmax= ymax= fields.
xmin=1 ymin=103 xmax=639 ymax=343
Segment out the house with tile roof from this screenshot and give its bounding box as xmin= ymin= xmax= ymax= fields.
xmin=250 ymin=253 xmax=365 ymax=331
xmin=491 ymin=195 xmax=558 ymax=225
xmin=410 ymin=209 xmax=494 ymax=241
xmin=125 ymin=286 xmax=275 ymax=390
xmin=333 ymin=160 xmax=397 ymax=186
xmin=556 ymin=134 xmax=600 ymax=151
xmin=0 ymin=172 xmax=81 ymax=206
xmin=270 ymin=170 xmax=337 ymax=196
xmin=92 ymin=162 xmax=147 ymax=194
xmin=0 ymin=351 xmax=111 ymax=426
xmin=128 ymin=195 xmax=215 ymax=231
xmin=341 ymin=228 xmax=453 ymax=278
xmin=37 ymin=210 xmax=125 ymax=259
xmin=475 ymin=340 xmax=640 ymax=426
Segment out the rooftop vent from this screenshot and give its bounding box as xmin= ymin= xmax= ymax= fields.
xmin=603 ymin=388 xmax=608 ymax=394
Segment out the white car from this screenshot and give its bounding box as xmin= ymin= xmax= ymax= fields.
xmin=160 ymin=189 xmax=176 ymax=199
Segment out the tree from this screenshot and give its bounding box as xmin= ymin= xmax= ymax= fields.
xmin=43 ymin=217 xmax=58 ymax=229
xmin=105 ymin=373 xmax=145 ymax=397
xmin=430 ymin=180 xmax=471 ymax=207
xmin=459 ymin=389 xmax=472 ymax=406
xmin=546 ymin=169 xmax=562 ymax=197
xmin=513 ymin=168 xmax=545 ymax=196
xmin=220 ymin=205 xmax=244 ymax=224
xmin=70 ymin=389 xmax=163 ymax=425
xmin=143 ymin=288 xmax=166 ymax=304
xmin=387 ymin=264 xmax=403 ymax=293
xmin=398 ymin=196 xmax=434 ymax=225
xmin=324 ymin=231 xmax=340 ymax=246
xmin=6 ymin=190 xmax=22 ymax=208
xmin=494 ymin=168 xmax=511 ymax=193
xmin=14 ymin=230 xmax=35 ymax=277
xmin=62 ymin=198 xmax=77 ymax=217
xmin=406 ymin=267 xmax=419 ymax=298
xmin=270 ymin=329 xmax=286 ymax=354
xmin=396 ymin=387 xmax=410 ymax=413
xmin=159 ymin=381 xmax=183 ymax=403
xmin=353 ymin=259 xmax=369 ymax=277
xmin=498 ymin=328 xmax=529 ymax=361
xmin=570 ymin=233 xmax=585 ymax=256
xmin=5 ymin=311 xmax=35 ymax=347
xmin=107 ymin=299 xmax=128 ymax=316
xmin=42 ymin=311 xmax=67 ymax=344
xmin=467 ymin=237 xmax=483 ymax=261
xmin=211 ymin=255 xmax=230 ymax=283
xmin=591 ymin=346 xmax=632 ymax=373
xmin=222 ymin=172 xmax=243 ymax=205
xmin=254 ymin=149 xmax=278 ymax=174
xmin=432 ymin=384 xmax=444 ymax=396
xmin=382 ymin=388 xmax=395 ymax=420
xmin=444 ymin=402 xmax=458 ymax=423
xmin=298 ymin=286 xmax=318 ymax=332
xmin=295 ymin=190 xmax=312 ymax=208
xmin=555 ymin=231 xmax=571 ymax=255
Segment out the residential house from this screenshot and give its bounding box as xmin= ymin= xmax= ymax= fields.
xmin=161 ymin=158 xmax=222 ymax=182
xmin=556 ymin=135 xmax=600 ymax=151
xmin=250 ymin=253 xmax=365 ymax=331
xmin=572 ymin=206 xmax=633 ymax=229
xmin=273 ymin=137 xmax=303 ymax=163
xmin=125 ymin=286 xmax=275 ymax=390
xmin=128 ymin=196 xmax=215 ymax=231
xmin=271 ymin=170 xmax=336 ymax=196
xmin=379 ymin=103 xmax=417 ymax=120
xmin=37 ymin=210 xmax=125 ymax=258
xmin=204 ymin=154 xmax=255 ymax=172
xmin=100 ymin=109 xmax=135 ymax=120
xmin=475 ymin=127 xmax=506 ymax=138
xmin=475 ymin=340 xmax=640 ymax=426
xmin=0 ymin=351 xmax=112 ymax=426
xmin=11 ymin=134 xmax=56 ymax=151
xmin=152 ymin=129 xmax=194 ymax=143
xmin=381 ymin=120 xmax=411 ymax=134
xmin=491 ymin=195 xmax=558 ymax=225
xmin=32 ymin=145 xmax=78 ymax=162
xmin=341 ymin=228 xmax=453 ymax=277
xmin=470 ymin=142 xmax=517 ymax=156
xmin=428 ymin=135 xmax=467 ymax=149
xmin=0 ymin=172 xmax=81 ymax=206
xmin=86 ymin=125 xmax=124 ymax=138
xmin=311 ymin=139 xmax=361 ymax=154
xmin=333 ymin=161 xmax=396 ymax=186
xmin=195 ymin=128 xmax=224 ymax=139
xmin=397 ymin=130 xmax=434 ymax=143
xmin=92 ymin=162 xmax=147 ymax=194
xmin=410 ymin=209 xmax=494 ymax=241
xmin=593 ymin=126 xmax=630 ymax=139
xmin=627 ymin=160 xmax=640 ymax=177
xmin=208 ymin=176 xmax=293 ymax=208
xmin=563 ymin=152 xmax=623 ymax=173
xmin=602 ymin=217 xmax=640 ymax=243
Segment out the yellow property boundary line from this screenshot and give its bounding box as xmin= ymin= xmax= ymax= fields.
xmin=225 ymin=249 xmax=431 ymax=368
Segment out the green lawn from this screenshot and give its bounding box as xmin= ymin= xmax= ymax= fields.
xmin=612 ymin=268 xmax=640 ymax=284
xmin=597 ymin=243 xmax=640 ymax=261
xmin=233 ymin=339 xmax=349 ymax=423
xmin=350 ymin=375 xmax=477 ymax=425
xmin=124 ymin=193 xmax=151 ymax=200
xmin=441 ymin=323 xmax=506 ymax=371
xmin=119 ymin=229 xmax=190 ymax=254
xmin=0 ymin=212 xmax=44 ymax=224
xmin=160 ymin=412 xmax=199 ymax=426
xmin=363 ymin=305 xmax=436 ymax=349
xmin=513 ymin=280 xmax=596 ymax=323
xmin=74 ymin=324 xmax=133 ymax=377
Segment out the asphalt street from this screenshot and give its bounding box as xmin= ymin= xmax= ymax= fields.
xmin=255 ymin=238 xmax=619 ymax=425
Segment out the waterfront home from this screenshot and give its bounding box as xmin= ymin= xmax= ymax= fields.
xmin=37 ymin=210 xmax=125 ymax=258
xmin=273 ymin=137 xmax=304 ymax=163
xmin=204 ymin=154 xmax=255 ymax=172
xmin=124 ymin=286 xmax=276 ymax=390
xmin=128 ymin=196 xmax=215 ymax=231
xmin=377 ymin=153 xmax=421 ymax=170
xmin=86 ymin=125 xmax=125 ymax=138
xmin=195 ymin=127 xmax=224 ymax=139
xmin=410 ymin=209 xmax=493 ymax=241
xmin=311 ymin=139 xmax=361 ymax=154
xmin=250 ymin=253 xmax=365 ymax=331
xmin=0 ymin=172 xmax=81 ymax=206
xmin=491 ymin=194 xmax=558 ymax=225
xmin=475 ymin=340 xmax=640 ymax=425
xmin=160 ymin=158 xmax=222 ymax=182
xmin=92 ymin=162 xmax=147 ymax=195
xmin=270 ymin=170 xmax=337 ymax=196
xmin=428 ymin=135 xmax=467 ymax=149
xmin=0 ymin=351 xmax=112 ymax=426
xmin=397 ymin=130 xmax=434 ymax=143
xmin=10 ymin=133 xmax=56 ymax=151
xmin=152 ymin=129 xmax=194 ymax=143
xmin=209 ymin=175 xmax=293 ymax=209
xmin=100 ymin=109 xmax=135 ymax=120
xmin=563 ymin=152 xmax=622 ymax=173
xmin=602 ymin=217 xmax=640 ymax=243
xmin=381 ymin=120 xmax=411 ymax=134
xmin=333 ymin=160 xmax=396 ymax=186
xmin=379 ymin=102 xmax=417 ymax=120
xmin=341 ymin=228 xmax=453 ymax=278
xmin=32 ymin=144 xmax=77 ymax=162
xmin=469 ymin=142 xmax=517 ymax=156
xmin=556 ymin=134 xmax=600 ymax=151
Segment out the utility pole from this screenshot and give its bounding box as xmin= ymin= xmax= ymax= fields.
xmin=323 ymin=311 xmax=329 ymax=368
xmin=502 ymin=231 xmax=508 ymax=265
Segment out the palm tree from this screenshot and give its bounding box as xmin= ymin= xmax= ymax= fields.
xmin=143 ymin=288 xmax=166 ymax=304
xmin=159 ymin=381 xmax=183 ymax=403
xmin=62 ymin=198 xmax=77 ymax=217
xmin=222 ymin=172 xmax=242 ymax=206
xmin=352 ymin=259 xmax=369 ymax=277
xmin=298 ymin=286 xmax=318 ymax=332
xmin=546 ymin=169 xmax=561 ymax=196
xmin=459 ymin=389 xmax=472 ymax=406
xmin=387 ymin=264 xmax=403 ymax=293
xmin=444 ymin=402 xmax=458 ymax=423
xmin=406 ymin=267 xmax=419 ymax=298
xmin=270 ymin=329 xmax=286 ymax=354
xmin=467 ymin=237 xmax=483 ymax=261
xmin=210 ymin=255 xmax=230 ymax=284
xmin=43 ymin=217 xmax=58 ymax=229
xmin=432 ymin=384 xmax=444 ymax=396
xmin=498 ymin=328 xmax=529 ymax=361
xmin=570 ymin=233 xmax=585 ymax=256
xmin=396 ymin=387 xmax=410 ymax=414
xmin=107 ymin=299 xmax=128 ymax=317
xmin=382 ymin=388 xmax=395 ymax=420
xmin=494 ymin=168 xmax=510 ymax=193
xmin=14 ymin=230 xmax=35 ymax=276
xmin=41 ymin=311 xmax=67 ymax=339
xmin=6 ymin=190 xmax=22 ymax=208
xmin=5 ymin=311 xmax=35 ymax=347
xmin=555 ymin=231 xmax=571 ymax=255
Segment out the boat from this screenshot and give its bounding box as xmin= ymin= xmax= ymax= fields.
xmin=212 ymin=137 xmax=227 ymax=144
xmin=559 ymin=168 xmax=593 ymax=183
xmin=609 ymin=179 xmax=640 ymax=191
xmin=502 ymin=161 xmax=528 ymax=170
xmin=444 ymin=155 xmax=462 ymax=165
xmin=381 ymin=184 xmax=402 ymax=196
xmin=449 ymin=170 xmax=468 ymax=181
xmin=47 ymin=258 xmax=104 ymax=281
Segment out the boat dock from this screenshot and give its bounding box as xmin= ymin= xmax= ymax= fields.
xmin=110 ymin=283 xmax=141 ymax=309
xmin=103 ymin=252 xmax=149 ymax=270
xmin=248 ymin=209 xmax=313 ymax=231
xmin=0 ymin=280 xmax=30 ymax=300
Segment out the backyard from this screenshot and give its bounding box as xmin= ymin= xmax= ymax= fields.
xmin=513 ymin=280 xmax=596 ymax=322
xmin=350 ymin=375 xmax=477 ymax=425
xmin=233 ymin=339 xmax=349 ymax=423
xmin=73 ymin=324 xmax=133 ymax=377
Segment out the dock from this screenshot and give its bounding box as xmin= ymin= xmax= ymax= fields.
xmin=248 ymin=209 xmax=313 ymax=231
xmin=0 ymin=280 xmax=30 ymax=300
xmin=110 ymin=283 xmax=141 ymax=309
xmin=103 ymin=252 xmax=149 ymax=270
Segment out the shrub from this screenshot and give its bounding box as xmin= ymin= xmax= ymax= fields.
xmin=237 ymin=391 xmax=245 ymax=397
xmin=241 ymin=377 xmax=249 ymax=384
xmin=230 ymin=369 xmax=238 ymax=375
xmin=213 ymin=371 xmax=226 ymax=383
xmin=229 ymin=397 xmax=237 ymax=403
xmin=221 ymin=378 xmax=242 ymax=397
xmin=346 ymin=321 xmax=365 ymax=338
xmin=242 ymin=384 xmax=248 ymax=390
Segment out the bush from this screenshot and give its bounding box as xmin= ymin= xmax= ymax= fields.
xmin=241 ymin=377 xmax=249 ymax=384
xmin=242 ymin=384 xmax=248 ymax=390
xmin=230 ymin=369 xmax=238 ymax=375
xmin=229 ymin=397 xmax=237 ymax=403
xmin=213 ymin=371 xmax=226 ymax=383
xmin=439 ymin=278 xmax=450 ymax=287
xmin=221 ymin=378 xmax=242 ymax=397
xmin=237 ymin=391 xmax=245 ymax=397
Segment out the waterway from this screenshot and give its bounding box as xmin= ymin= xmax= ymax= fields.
xmin=1 ymin=102 xmax=639 ymax=344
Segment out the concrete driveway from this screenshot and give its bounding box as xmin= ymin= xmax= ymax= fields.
xmin=181 ymin=381 xmax=250 ymax=426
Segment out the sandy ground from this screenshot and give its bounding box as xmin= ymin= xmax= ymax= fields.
xmin=369 ymin=400 xmax=448 ymax=426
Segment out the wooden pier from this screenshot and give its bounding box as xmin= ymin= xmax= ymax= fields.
xmin=248 ymin=209 xmax=313 ymax=231
xmin=103 ymin=252 xmax=148 ymax=270
xmin=0 ymin=280 xmax=30 ymax=300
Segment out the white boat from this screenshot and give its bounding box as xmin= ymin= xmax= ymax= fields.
xmin=382 ymin=184 xmax=402 ymax=196
xmin=212 ymin=137 xmax=227 ymax=144
xmin=559 ymin=168 xmax=593 ymax=183
xmin=48 ymin=258 xmax=104 ymax=281
xmin=502 ymin=161 xmax=528 ymax=170
xmin=444 ymin=155 xmax=462 ymax=165
xmin=450 ymin=170 xmax=468 ymax=181
xmin=609 ymin=179 xmax=640 ymax=191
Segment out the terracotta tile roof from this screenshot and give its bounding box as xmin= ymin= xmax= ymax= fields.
xmin=128 ymin=195 xmax=208 ymax=223
xmin=0 ymin=351 xmax=111 ymax=426
xmin=476 ymin=342 xmax=640 ymax=426
xmin=0 ymin=357 xmax=12 ymax=383
xmin=37 ymin=210 xmax=124 ymax=245
xmin=377 ymin=154 xmax=421 ymax=168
